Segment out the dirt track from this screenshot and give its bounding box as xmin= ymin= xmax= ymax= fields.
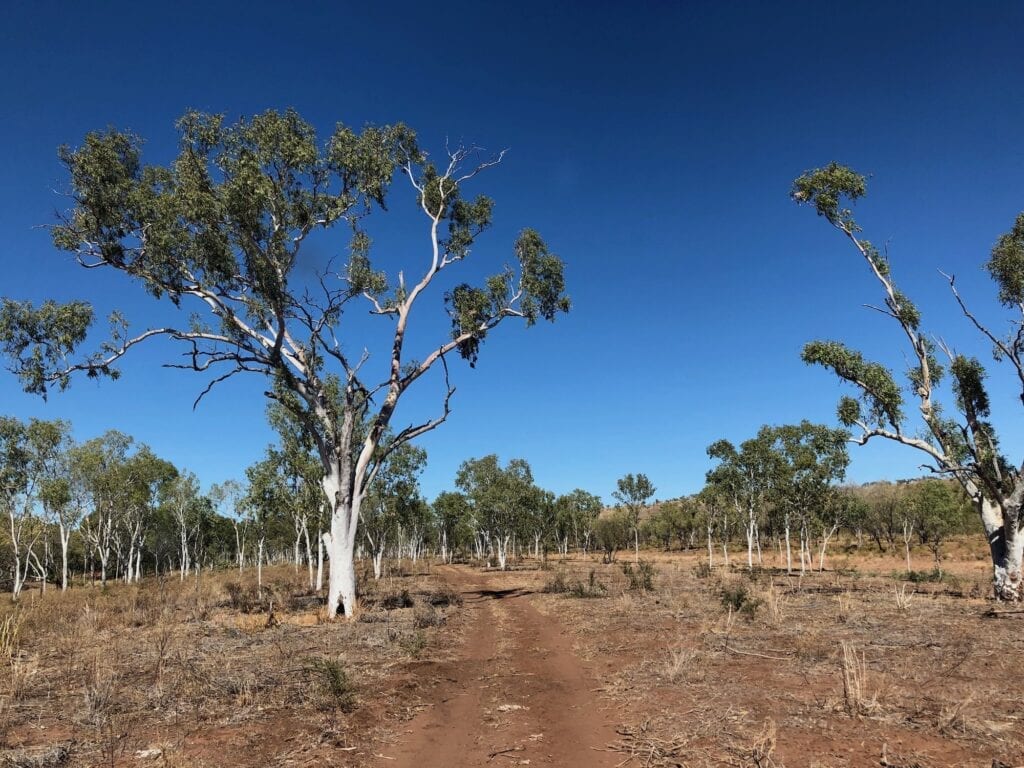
xmin=377 ymin=565 xmax=620 ymax=767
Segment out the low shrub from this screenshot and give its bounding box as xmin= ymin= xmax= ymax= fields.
xmin=692 ymin=561 xmax=712 ymax=579
xmin=413 ymin=604 xmax=445 ymax=629
xmin=622 ymin=560 xmax=656 ymax=591
xmin=399 ymin=630 xmax=428 ymax=657
xmin=569 ymin=570 xmax=608 ymax=598
xmin=223 ymin=581 xmax=272 ymax=613
xmin=720 ymin=583 xmax=762 ymax=619
xmin=542 ymin=571 xmax=571 ymax=594
xmin=543 ymin=569 xmax=607 ymax=598
xmin=304 ymin=657 xmax=357 ymax=712
xmin=380 ymin=589 xmax=415 ymax=610
xmin=424 ymin=586 xmax=463 ymax=607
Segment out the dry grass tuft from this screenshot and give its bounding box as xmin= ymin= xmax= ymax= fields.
xmin=840 ymin=641 xmax=877 ymax=716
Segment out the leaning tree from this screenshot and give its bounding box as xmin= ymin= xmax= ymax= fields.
xmin=0 ymin=109 xmax=569 ymax=617
xmin=793 ymin=162 xmax=1024 ymax=599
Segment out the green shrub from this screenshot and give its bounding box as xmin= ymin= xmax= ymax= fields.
xmin=542 ymin=571 xmax=571 ymax=594
xmin=568 ymin=570 xmax=608 ymax=598
xmin=399 ymin=630 xmax=428 ymax=657
xmin=304 ymin=657 xmax=357 ymax=712
xmin=622 ymin=560 xmax=656 ymax=591
xmin=720 ymin=583 xmax=762 ymax=619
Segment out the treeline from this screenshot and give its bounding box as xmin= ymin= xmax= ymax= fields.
xmin=0 ymin=415 xmax=612 ymax=596
xmin=0 ymin=412 xmax=980 ymax=600
xmin=0 ymin=416 xmax=240 ymax=597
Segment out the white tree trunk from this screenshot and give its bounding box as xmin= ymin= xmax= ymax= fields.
xmin=495 ymin=534 xmax=510 ymax=570
xmin=902 ymin=517 xmax=913 ymax=574
xmin=818 ymin=522 xmax=839 ymax=572
xmin=316 ymin=527 xmax=324 ymax=592
xmin=302 ymin=520 xmax=314 ymax=590
xmin=257 ymin=537 xmax=265 ymax=598
xmin=783 ymin=517 xmax=792 ymax=575
xmin=323 ymin=471 xmax=360 ymax=618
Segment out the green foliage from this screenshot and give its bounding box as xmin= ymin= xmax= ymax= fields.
xmin=3 ymin=110 xmax=569 ymax=523
xmin=790 ymin=162 xmax=867 ymax=230
xmin=455 ymin=455 xmax=544 ymax=548
xmin=907 ymin=478 xmax=972 ymax=568
xmin=554 ymin=489 xmax=603 ymax=550
xmin=802 ymin=340 xmax=903 ymax=428
xmin=720 ymin=583 xmax=762 ymax=619
xmin=642 ymin=499 xmax=696 ymax=550
xmin=613 ymin=472 xmax=655 ymax=550
xmin=516 ymin=229 xmax=572 ymax=325
xmin=621 ymin=559 xmax=656 ymax=591
xmin=987 ymin=212 xmax=1024 ymax=307
xmin=304 ymin=656 xmax=357 ymax=712
xmin=399 ymin=629 xmax=428 ymax=657
xmin=594 ymin=510 xmax=631 ymax=563
xmin=0 ymin=299 xmax=97 ymax=397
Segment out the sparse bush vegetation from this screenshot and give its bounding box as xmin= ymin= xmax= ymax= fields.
xmin=544 ymin=569 xmax=607 ymax=598
xmin=622 ymin=559 xmax=656 ymax=591
xmin=380 ymin=589 xmax=415 ymax=610
xmin=543 ymin=571 xmax=571 ymax=594
xmin=304 ymin=657 xmax=357 ymax=712
xmin=399 ymin=630 xmax=428 ymax=657
xmin=413 ymin=604 xmax=445 ymax=628
xmin=720 ymin=583 xmax=761 ymax=619
xmin=425 ymin=586 xmax=463 ymax=607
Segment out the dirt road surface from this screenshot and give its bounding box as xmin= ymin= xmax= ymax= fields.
xmin=376 ymin=565 xmax=621 ymax=767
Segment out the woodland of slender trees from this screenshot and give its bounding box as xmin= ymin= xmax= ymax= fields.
xmin=0 ymin=409 xmax=979 ymax=600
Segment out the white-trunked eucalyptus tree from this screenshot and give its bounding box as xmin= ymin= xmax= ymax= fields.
xmin=0 ymin=110 xmax=569 ymax=617
xmin=793 ymin=163 xmax=1024 ymax=599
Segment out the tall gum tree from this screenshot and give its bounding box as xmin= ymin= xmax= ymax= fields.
xmin=792 ymin=163 xmax=1024 ymax=600
xmin=0 ymin=110 xmax=570 ymax=617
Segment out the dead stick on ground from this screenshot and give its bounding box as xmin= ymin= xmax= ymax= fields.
xmin=725 ymin=644 xmax=791 ymax=661
xmin=487 ymin=746 xmax=523 ymax=760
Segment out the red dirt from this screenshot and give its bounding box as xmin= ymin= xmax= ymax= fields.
xmin=377 ymin=565 xmax=621 ymax=767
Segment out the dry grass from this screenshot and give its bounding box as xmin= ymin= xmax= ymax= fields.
xmin=0 ymin=563 xmax=463 ymax=767
xmin=530 ymin=541 xmax=1021 ymax=767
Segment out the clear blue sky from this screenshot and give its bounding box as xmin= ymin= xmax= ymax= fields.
xmin=2 ymin=1 xmax=1023 ymax=503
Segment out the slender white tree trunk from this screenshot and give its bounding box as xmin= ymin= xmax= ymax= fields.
xmin=746 ymin=521 xmax=754 ymax=570
xmin=902 ymin=517 xmax=913 ymax=574
xmin=784 ymin=520 xmax=792 ymax=575
xmin=59 ymin=524 xmax=70 ymax=592
xmin=257 ymin=537 xmax=265 ymax=598
xmin=495 ymin=534 xmax=510 ymax=570
xmin=818 ymin=522 xmax=839 ymax=572
xmin=302 ymin=521 xmax=314 ymax=590
xmin=316 ymin=527 xmax=324 ymax=592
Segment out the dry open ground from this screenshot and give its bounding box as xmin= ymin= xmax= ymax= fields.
xmin=0 ymin=542 xmax=1022 ymax=767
